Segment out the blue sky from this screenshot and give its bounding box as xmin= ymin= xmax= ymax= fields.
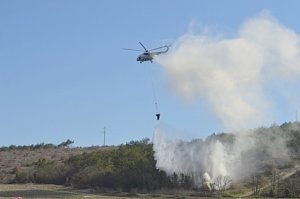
xmin=1 ymin=0 xmax=300 ymax=146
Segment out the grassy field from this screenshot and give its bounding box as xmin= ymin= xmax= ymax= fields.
xmin=0 ymin=184 xmax=211 ymax=199
xmin=0 ymin=184 xmax=132 ymax=199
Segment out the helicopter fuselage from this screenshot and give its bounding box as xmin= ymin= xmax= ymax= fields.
xmin=137 ymin=52 xmax=154 ymax=63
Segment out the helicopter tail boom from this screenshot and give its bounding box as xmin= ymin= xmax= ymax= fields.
xmin=152 ymin=45 xmax=169 ymax=55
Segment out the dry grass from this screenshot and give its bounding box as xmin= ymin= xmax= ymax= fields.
xmin=0 ymin=146 xmax=113 ymax=183
xmin=0 ymin=183 xmax=204 ymax=199
xmin=0 ymin=184 xmax=135 ymax=199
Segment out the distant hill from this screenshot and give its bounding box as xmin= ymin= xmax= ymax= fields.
xmin=0 ymin=141 xmax=109 ymax=183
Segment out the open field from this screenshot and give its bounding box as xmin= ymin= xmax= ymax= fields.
xmin=0 ymin=184 xmax=143 ymax=199
xmin=0 ymin=184 xmax=213 ymax=199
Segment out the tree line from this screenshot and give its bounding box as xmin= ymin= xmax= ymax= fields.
xmin=0 ymin=139 xmax=74 ymax=151
xmin=13 ymin=138 xmax=198 ymax=192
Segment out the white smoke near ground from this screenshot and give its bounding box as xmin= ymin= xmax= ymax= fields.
xmin=153 ymin=11 xmax=300 ymax=186
xmin=153 ymin=125 xmax=291 ymax=185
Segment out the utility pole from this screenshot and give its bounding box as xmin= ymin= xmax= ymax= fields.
xmin=296 ymin=110 xmax=298 ymax=122
xmin=103 ymin=126 xmax=106 ymax=146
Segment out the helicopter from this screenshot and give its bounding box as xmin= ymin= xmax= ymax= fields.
xmin=123 ymin=42 xmax=169 ymax=63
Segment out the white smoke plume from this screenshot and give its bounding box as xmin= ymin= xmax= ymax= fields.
xmin=158 ymin=11 xmax=300 ymax=130
xmin=153 ymin=125 xmax=291 ymax=184
xmin=153 ymin=11 xmax=300 ymax=186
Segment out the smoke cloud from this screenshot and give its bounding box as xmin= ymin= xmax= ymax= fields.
xmin=153 ymin=125 xmax=291 ymax=184
xmin=154 ymin=11 xmax=300 ymax=185
xmin=158 ymin=11 xmax=300 ymax=130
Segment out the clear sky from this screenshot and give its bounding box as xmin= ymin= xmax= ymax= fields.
xmin=1 ymin=0 xmax=300 ymax=146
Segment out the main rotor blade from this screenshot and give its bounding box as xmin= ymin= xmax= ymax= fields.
xmin=139 ymin=42 xmax=148 ymax=51
xmin=149 ymin=45 xmax=168 ymax=51
xmin=122 ymin=48 xmax=143 ymax=52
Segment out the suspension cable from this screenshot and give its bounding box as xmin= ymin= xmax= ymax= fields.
xmin=147 ymin=67 xmax=160 ymax=120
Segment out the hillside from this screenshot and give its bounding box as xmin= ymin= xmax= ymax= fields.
xmin=0 ymin=122 xmax=300 ymax=198
xmin=0 ymin=142 xmax=110 ymax=184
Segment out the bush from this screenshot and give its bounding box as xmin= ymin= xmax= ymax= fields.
xmin=34 ymin=160 xmax=67 ymax=184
